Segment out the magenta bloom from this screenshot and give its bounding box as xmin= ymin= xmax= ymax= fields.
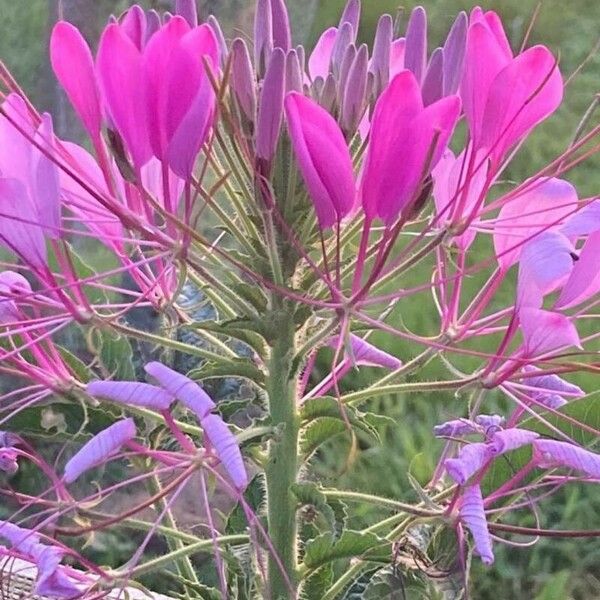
xmin=64 ymin=418 xmax=136 ymax=483
xmin=360 ymin=70 xmax=460 ymax=225
xmin=462 ymin=8 xmax=562 ymax=168
xmin=519 ymin=308 xmax=581 ymax=357
xmin=534 ymin=439 xmax=600 ymax=478
xmin=460 ymin=484 xmax=494 ymax=565
xmin=285 ymin=92 xmax=355 ymax=229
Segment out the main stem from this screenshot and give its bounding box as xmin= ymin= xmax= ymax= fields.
xmin=265 ymin=301 xmax=299 ymax=598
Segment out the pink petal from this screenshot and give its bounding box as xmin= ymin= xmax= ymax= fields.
xmin=50 ymin=22 xmax=102 ymax=143
xmin=144 ymin=361 xmax=215 ymax=419
xmin=0 ymin=94 xmax=35 ymax=184
xmin=64 ymin=418 xmax=136 ymax=483
xmin=560 ymin=200 xmax=600 ymax=238
xmin=308 ymin=27 xmax=337 ymax=82
xmin=0 ymin=178 xmax=47 ymax=268
xmin=201 ymin=413 xmax=248 ymax=490
xmin=329 ymin=334 xmax=402 ymax=370
xmin=87 ymin=380 xmax=174 ymax=410
xmin=97 ymin=23 xmax=151 ymax=169
xmin=493 ymin=177 xmax=579 ymax=270
xmin=460 ymin=484 xmax=494 ymax=565
xmin=270 ymin=0 xmax=291 ymax=52
xmin=480 ymin=45 xmax=563 ymax=167
xmin=522 ymin=366 xmax=583 ymax=409
xmin=389 ymin=38 xmax=406 ymax=79
xmin=556 ymin=231 xmax=600 ymax=309
xmin=404 ymin=6 xmax=427 ymax=83
xmin=31 ymin=114 xmax=61 ymax=238
xmin=517 ymin=231 xmax=575 ymax=308
xmin=519 ymin=308 xmax=581 ymax=357
xmin=120 ymin=5 xmax=147 ymax=50
xmin=285 ymin=92 xmax=355 ymax=229
xmin=143 ymin=16 xmax=190 ymax=160
xmin=461 ymin=21 xmax=511 ymax=143
xmin=433 ymin=418 xmax=478 ymax=437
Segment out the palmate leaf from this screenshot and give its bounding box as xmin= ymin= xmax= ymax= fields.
xmin=303 ymin=530 xmax=391 ymax=571
xmin=301 ymin=564 xmax=334 ymax=600
xmin=300 ymin=396 xmax=392 ymax=459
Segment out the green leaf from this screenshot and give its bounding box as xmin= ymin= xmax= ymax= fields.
xmin=184 ymin=318 xmax=268 ymax=357
xmin=226 ymin=474 xmax=265 ymax=536
xmin=300 ymin=397 xmax=383 ymax=458
xmin=188 ymin=358 xmax=265 ymax=387
xmin=57 ymin=345 xmax=93 ymax=383
xmin=534 ymin=570 xmax=570 ymax=600
xmin=301 ymin=565 xmax=334 ymax=600
xmin=96 ymin=329 xmax=135 ymax=380
xmin=303 ymin=530 xmax=390 ymax=571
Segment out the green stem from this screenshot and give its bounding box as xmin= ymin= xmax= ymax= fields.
xmin=265 ymin=305 xmax=299 ymax=598
xmin=108 ymin=534 xmax=249 ymax=580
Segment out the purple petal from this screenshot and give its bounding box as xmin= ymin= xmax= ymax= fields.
xmin=120 ymin=5 xmax=147 ymax=50
xmin=256 ymin=48 xmax=285 ymax=163
xmin=556 ymin=231 xmax=600 ymax=309
xmin=488 ymin=428 xmax=539 ymax=454
xmin=339 ymin=0 xmax=361 ymax=33
xmin=175 ymin=0 xmax=198 ymax=27
xmin=86 ymin=380 xmax=174 ymax=410
xmin=254 ymin=0 xmax=273 ymax=77
xmin=201 ymin=414 xmax=248 ymax=490
xmin=64 ymin=418 xmax=136 ymax=483
xmin=0 ymin=178 xmax=47 ymax=268
xmin=422 ymin=47 xmax=444 ymax=106
xmin=522 ymin=366 xmax=583 ymax=409
xmin=474 ymin=414 xmax=505 ymax=431
xmin=433 ymin=419 xmax=478 ymax=437
xmin=308 ymin=27 xmax=337 ymax=82
xmin=207 ymin=16 xmax=228 ymax=66
xmin=520 ymin=308 xmax=581 ymax=357
xmin=445 ymin=442 xmax=492 ymax=484
xmin=560 ymin=199 xmax=600 ymax=238
xmin=31 ymin=545 xmax=80 ymax=598
xmin=270 ymin=0 xmax=291 ymax=52
xmin=285 ymin=49 xmax=303 ymax=93
xmin=0 ymin=521 xmax=41 ymax=555
xmin=0 ymin=430 xmax=20 ymax=447
xmin=144 ymin=361 xmax=215 ymax=419
xmin=443 ymin=12 xmax=467 ymax=95
xmin=534 ymin=439 xmax=600 ymax=477
xmin=404 ymin=6 xmax=428 ymax=83
xmin=0 ymin=448 xmax=18 ymax=475
xmin=370 ymin=14 xmax=392 ymax=96
xmin=231 ymin=38 xmax=257 ymax=122
xmin=330 ymin=334 xmax=402 ymax=370
xmin=460 ymin=484 xmax=494 ymax=565
xmin=517 ymin=231 xmax=575 ymax=308
xmin=341 ymin=43 xmax=368 ymax=133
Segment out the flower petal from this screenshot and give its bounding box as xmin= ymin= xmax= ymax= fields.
xmin=519 ymin=308 xmax=581 ymax=356
xmin=87 ymin=380 xmax=174 ymax=410
xmin=144 ymin=361 xmax=215 ymax=419
xmin=460 ymin=484 xmax=494 ymax=565
xmin=445 ymin=442 xmax=491 ymax=484
xmin=534 ymin=439 xmax=600 ymax=477
xmin=64 ymin=418 xmax=136 ymax=483
xmin=488 ymin=428 xmax=539 ymax=454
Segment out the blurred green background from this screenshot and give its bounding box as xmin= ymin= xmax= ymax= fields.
xmin=1 ymin=0 xmax=599 ymax=598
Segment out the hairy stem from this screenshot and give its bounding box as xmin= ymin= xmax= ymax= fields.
xmin=265 ymin=302 xmax=299 ymax=598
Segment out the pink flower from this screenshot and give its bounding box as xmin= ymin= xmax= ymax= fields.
xmin=360 ymin=70 xmax=460 ymax=225
xmin=285 ymin=92 xmax=355 ymax=229
xmin=461 ymin=8 xmax=562 ymax=169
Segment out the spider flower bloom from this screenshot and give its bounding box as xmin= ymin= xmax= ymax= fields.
xmin=460 ymin=484 xmax=494 ymax=565
xmin=63 ymin=418 xmax=136 ymax=483
xmin=144 ymin=361 xmax=215 ymax=420
xmin=285 ymin=92 xmax=355 ymax=229
xmin=519 ymin=308 xmax=581 ymax=357
xmin=462 ymin=8 xmax=562 ymax=169
xmin=360 ymin=70 xmax=460 ymax=225
xmin=329 ymin=334 xmax=402 ymax=370
xmin=0 ymin=521 xmax=80 ymax=598
xmin=534 ymin=439 xmax=600 ymax=478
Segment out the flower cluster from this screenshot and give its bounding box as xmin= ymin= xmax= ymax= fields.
xmin=0 ymin=0 xmax=597 ymax=597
